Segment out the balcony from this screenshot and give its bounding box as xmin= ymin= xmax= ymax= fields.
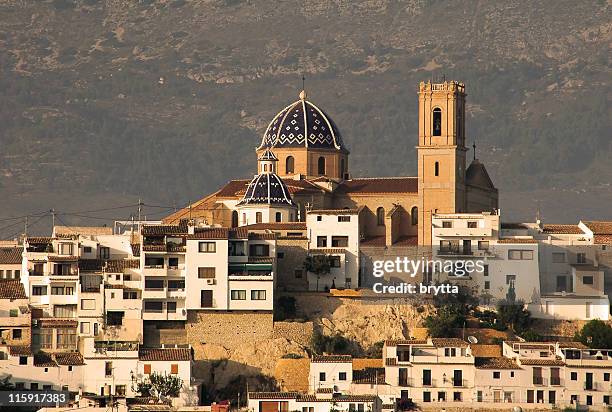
xmin=167 ymin=288 xmax=186 ymax=299
xmin=452 ymin=379 xmax=468 ymax=387
xmin=437 ymin=248 xmax=474 ymax=257
xmin=533 ymin=376 xmax=546 ymax=386
xmin=142 ymin=288 xmax=167 ymax=299
xmin=421 ymin=379 xmax=437 ymax=387
xmin=550 ymin=377 xmax=561 ymax=386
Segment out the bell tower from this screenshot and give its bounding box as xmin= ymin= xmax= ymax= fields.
xmin=417 ymin=80 xmax=467 ymax=245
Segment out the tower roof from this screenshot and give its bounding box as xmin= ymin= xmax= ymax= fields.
xmin=258 ymin=91 xmax=348 ymax=152
xmin=237 ymin=173 xmax=296 ymax=207
xmin=258 ymin=148 xmax=278 ymax=161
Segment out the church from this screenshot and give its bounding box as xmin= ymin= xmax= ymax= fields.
xmin=163 ymin=80 xmax=498 ymax=246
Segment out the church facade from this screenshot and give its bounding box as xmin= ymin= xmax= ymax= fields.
xmin=163 ymin=80 xmax=498 ymax=247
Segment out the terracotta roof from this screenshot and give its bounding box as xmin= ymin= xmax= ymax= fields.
xmin=298 ymin=395 xmax=379 ymax=402
xmin=353 ymin=368 xmax=385 ymax=384
xmin=79 ymin=259 xmax=139 ymax=272
xmin=131 ymin=243 xmax=141 ymax=257
xmin=308 ymin=209 xmax=360 ymax=215
xmin=248 ymin=392 xmax=299 ymax=400
xmin=475 ymin=357 xmax=520 ymax=369
xmin=311 ymin=354 xmax=352 ymax=363
xmin=542 ymin=224 xmax=583 ymax=234
xmin=470 ymin=344 xmax=502 ymax=358
xmin=385 ymin=358 xmax=397 ymax=366
xmin=9 ymin=346 xmax=33 ymax=356
xmin=594 ymin=235 xmax=612 ymax=244
xmin=582 ymin=221 xmax=612 ymax=234
xmin=0 ymin=247 xmax=21 ymax=264
xmin=0 ymin=279 xmax=27 ymax=299
xmin=337 ymin=177 xmax=418 ymax=194
xmin=142 ymin=222 xmax=188 ymax=236
xmin=385 ymin=339 xmax=427 ymax=346
xmin=54 ymin=352 xmax=85 ymax=365
xmin=520 ymin=358 xmax=565 ymax=366
xmin=138 ymin=348 xmax=192 ymax=361
xmin=352 ymin=358 xmax=383 ymax=370
xmin=248 ymin=233 xmax=277 ymax=240
xmin=497 ymin=238 xmax=537 ymax=244
xmin=26 ymin=237 xmax=52 ymax=244
xmin=187 ymin=228 xmax=229 ymax=240
xmin=48 ymin=255 xmax=78 ymax=261
xmin=431 ymin=338 xmax=469 ymax=348
xmin=54 ymin=226 xmax=113 ymax=236
xmin=309 ymin=248 xmax=347 ymax=254
xmin=34 ymin=352 xmax=57 ymax=367
xmin=558 ymin=341 xmax=588 ymax=349
xmin=242 ymin=222 xmax=307 ymax=231
xmin=316 ymin=388 xmax=333 ymax=393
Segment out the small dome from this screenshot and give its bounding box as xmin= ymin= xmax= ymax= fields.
xmin=258 ymin=92 xmax=347 ymax=151
xmin=258 ymin=148 xmax=278 ymax=161
xmin=237 ymin=173 xmax=295 ymax=206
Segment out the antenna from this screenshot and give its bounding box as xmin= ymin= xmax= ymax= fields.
xmin=472 ymin=141 xmax=477 ymax=161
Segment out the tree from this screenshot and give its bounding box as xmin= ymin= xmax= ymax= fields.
xmin=496 ymin=299 xmax=531 ymax=333
xmin=135 ymin=372 xmax=183 ymax=400
xmin=574 ymin=319 xmax=612 ymax=349
xmin=424 ymin=305 xmax=466 ymax=338
xmin=303 ymin=255 xmax=331 ymax=276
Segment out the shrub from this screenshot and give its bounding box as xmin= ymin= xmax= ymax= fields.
xmin=574 ymin=319 xmax=612 ymax=348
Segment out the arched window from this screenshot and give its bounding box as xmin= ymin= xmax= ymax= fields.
xmin=433 ymin=108 xmax=442 ymax=136
xmin=434 ymin=161 xmax=439 ymax=177
xmin=231 ymin=211 xmax=239 ymax=228
xmin=340 ymin=158 xmax=345 ymax=177
xmin=286 ymin=156 xmax=295 ymax=174
xmin=318 ymin=156 xmax=326 ymax=175
xmin=411 ymin=206 xmax=418 ymax=226
xmin=263 ymin=164 xmax=267 ymax=172
xmin=256 ymin=212 xmax=262 ymax=223
xmin=275 ymin=212 xmax=282 ymax=222
xmin=242 ymin=213 xmax=247 ymax=225
xmin=376 ymin=207 xmax=385 ymax=226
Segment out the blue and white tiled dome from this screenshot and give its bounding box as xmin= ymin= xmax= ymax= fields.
xmin=258 ymin=91 xmax=347 ymax=151
xmin=237 ymin=173 xmax=296 ymax=206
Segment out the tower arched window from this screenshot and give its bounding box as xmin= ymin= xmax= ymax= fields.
xmin=434 ymin=161 xmax=439 ymax=177
xmin=263 ymin=164 xmax=267 ymax=172
xmin=256 ymin=212 xmax=262 ymax=224
xmin=411 ymin=206 xmax=418 ymax=226
xmin=318 ymin=156 xmax=326 ymax=175
xmin=377 ymin=207 xmax=385 ymax=226
xmin=433 ymin=108 xmax=442 ymax=136
xmin=231 ymin=211 xmax=239 ymax=228
xmin=286 ymin=156 xmax=294 ymax=174
xmin=275 ymin=212 xmax=282 ymax=223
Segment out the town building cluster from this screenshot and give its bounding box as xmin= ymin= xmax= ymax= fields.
xmin=0 ymin=80 xmax=610 ymax=410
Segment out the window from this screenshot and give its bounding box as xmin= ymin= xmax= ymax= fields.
xmin=198 ymin=242 xmax=216 ymax=253
xmin=275 ymin=212 xmax=282 ymax=222
xmin=43 ymin=385 xmax=52 ymax=390
xmin=145 ymin=256 xmax=164 ymax=268
xmin=468 ymin=221 xmax=477 ymax=228
xmin=331 ymin=236 xmax=349 ymax=247
xmin=442 ymin=221 xmax=452 ymax=228
xmin=263 ymin=164 xmax=267 ymax=172
xmin=249 ymin=244 xmax=270 ymax=256
xmin=115 ymin=385 xmax=126 ymax=396
xmin=231 ymin=211 xmax=239 ymax=228
xmin=81 ymin=299 xmax=96 ymax=310
xmin=231 ymin=290 xmax=246 ymax=300
xmin=168 ymin=257 xmax=179 ymax=268
xmin=552 ymin=252 xmax=566 ymax=263
xmin=319 ymin=372 xmax=326 ymax=381
xmin=171 ymin=364 xmax=179 ymax=374
xmin=59 ymin=243 xmax=73 ymax=255
xmin=15 ymin=382 xmax=24 ymax=389
xmin=582 ymin=276 xmax=594 ymax=285
xmin=506 ymin=275 xmax=516 ymax=286
xmin=339 ymin=372 xmax=347 ymax=381
xmin=14 ymin=269 xmax=20 ymax=279
xmin=484 ymin=281 xmax=490 ymax=290
xmin=32 ymin=286 xmax=47 ymax=296
xmin=57 ymin=328 xmax=76 ymax=349
xmin=99 ymin=247 xmax=110 ymax=259
xmin=338 ymin=216 xmax=351 ymax=222
xmin=576 ymin=252 xmax=586 ymax=264
xmin=277 ymin=252 xmax=284 ymax=258
xmin=80 ymin=322 xmax=90 ymax=334
xmin=317 ymin=236 xmax=327 ymax=247
xmin=242 ymin=213 xmax=247 ymax=225
xmin=317 ymin=215 xmax=322 ymax=221
xmin=104 ymin=361 xmax=113 ymax=377
xmin=123 ymin=290 xmax=138 ymax=299
xmin=144 ymin=301 xmax=163 ymax=312
xmin=30 ymin=383 xmax=39 ymax=390
xmin=286 ymin=156 xmax=294 ymax=174
xmin=604 ymin=373 xmax=610 ymax=382
xmin=83 ymin=246 xmax=92 ymax=253
xmin=453 ymin=392 xmax=462 ymax=402
xmin=377 ymin=207 xmax=385 ymax=226
xmin=508 ymin=250 xmax=533 ymax=260
xmin=294 ymin=269 xmax=303 ymax=278
xmin=478 ymin=241 xmax=489 ymax=250
xmin=570 ymin=372 xmax=577 ymax=381
xmin=255 ymin=212 xmax=263 ymax=223
xmin=9 ymin=309 xmax=18 ymax=317
xmin=167 ymin=302 xmax=177 ymax=313
xmin=107 ymin=311 xmax=124 ymax=326
xmin=198 ymin=267 xmax=216 ymax=278
xmin=54 ymin=305 xmax=75 ymax=318
xmin=330 ymin=256 xmax=341 ymax=268
xmin=432 ymin=108 xmax=442 ymax=136
xmin=434 ymin=161 xmax=439 ymax=176
xmin=493 ymin=371 xmax=500 ymax=379
xmin=251 ymin=290 xmax=266 ymax=300
xmin=411 ymin=206 xmax=418 ymax=226
xmin=144 ymin=364 xmax=151 ymax=375
xmin=19 ymin=356 xmax=28 ymax=365
xmin=423 ymin=392 xmax=431 ymax=402
xmin=51 ymin=286 xmax=65 ymax=295
xmin=317 ymin=156 xmax=326 ymax=175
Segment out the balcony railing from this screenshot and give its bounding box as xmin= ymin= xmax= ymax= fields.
xmin=533 ymin=376 xmax=545 ymax=386
xmin=452 ymin=378 xmax=468 ymax=387
xmin=550 ymin=377 xmax=561 ymax=386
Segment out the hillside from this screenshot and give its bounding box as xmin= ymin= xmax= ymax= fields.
xmin=0 ymin=0 xmax=610 ymax=236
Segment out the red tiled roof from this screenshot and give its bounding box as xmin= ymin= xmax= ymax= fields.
xmin=582 ymin=221 xmax=612 ymax=234
xmin=520 ymin=359 xmax=565 ymax=366
xmin=337 ymin=177 xmax=418 ymax=194
xmin=497 ymin=238 xmax=537 ymax=244
xmin=558 ymin=342 xmax=588 ymax=349
xmin=394 ymin=236 xmax=418 ymax=246
xmin=243 ymin=222 xmax=307 ymax=231
xmin=385 ymin=339 xmax=428 ymax=346
xmin=37 ymin=319 xmax=78 ymax=328
xmin=54 ymin=352 xmax=85 ymax=365
xmin=475 ymin=357 xmax=520 ymax=369
xmin=138 ymin=348 xmax=192 ymax=361
xmin=594 ymin=234 xmax=612 ymax=244
xmin=248 ymin=392 xmax=299 ymax=400
xmin=353 ymin=368 xmax=385 ymax=384
xmin=309 ymin=248 xmax=347 ymax=254
xmin=79 ymin=259 xmax=139 ymax=273
xmin=0 ymin=279 xmax=27 ymax=299
xmin=0 ymin=247 xmax=21 ymax=264
xmin=26 ymin=237 xmax=52 ymax=244
xmin=48 ymin=255 xmax=78 ymax=262
xmin=431 ymin=338 xmax=469 ymax=348
xmin=360 ymin=236 xmax=418 ymax=247
xmin=360 ymin=236 xmax=385 ymax=247
xmin=142 ymin=221 xmax=188 ymax=236
xmin=542 ymin=224 xmax=583 ymax=234
xmin=34 ymin=352 xmax=57 ymax=367
xmin=9 ymin=346 xmax=33 ymax=356
xmin=385 ymin=358 xmax=397 ymax=366
xmin=308 ymin=209 xmax=360 ymax=215
xmin=187 ymin=228 xmax=229 ymax=240
xmin=311 ymin=354 xmax=352 ymax=363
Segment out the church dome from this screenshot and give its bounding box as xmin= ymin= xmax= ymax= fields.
xmin=237 ymin=173 xmax=296 ymax=207
xmin=258 ymin=91 xmax=348 ymax=152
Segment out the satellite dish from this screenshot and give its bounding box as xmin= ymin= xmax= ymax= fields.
xmin=467 ymin=336 xmax=478 ymax=344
